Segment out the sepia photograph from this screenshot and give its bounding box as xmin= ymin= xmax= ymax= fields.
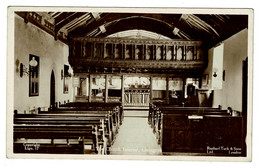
xmin=6 ymin=6 xmax=253 ymax=162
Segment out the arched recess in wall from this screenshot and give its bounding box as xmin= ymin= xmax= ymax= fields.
xmin=50 ymin=70 xmax=55 ymax=108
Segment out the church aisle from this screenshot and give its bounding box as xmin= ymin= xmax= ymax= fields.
xmin=109 ymin=112 xmax=162 ymax=155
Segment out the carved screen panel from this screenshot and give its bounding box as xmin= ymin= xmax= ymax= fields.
xmin=91 ymin=75 xmax=105 ymax=102
xmin=156 ymin=45 xmax=163 ymax=60
xmin=108 ymin=76 xmax=122 ymax=99
xmin=152 ymin=77 xmax=166 ymax=99
xmin=146 ymin=45 xmax=153 ymax=60
xmin=152 ymin=77 xmax=166 ymax=90
xmin=186 ymin=46 xmax=194 ymax=60
xmin=105 ymin=44 xmax=112 ymax=59
xmin=74 ymin=41 xmax=82 ymax=57
xmin=166 ymin=46 xmax=173 ymax=61
xmin=94 ymin=43 xmax=103 ymax=58
xmin=135 ymin=45 xmax=143 ymax=60
xmin=125 ymin=45 xmax=133 ymax=60
xmin=115 ymin=44 xmax=122 ymax=59
xmin=177 ymin=46 xmax=183 ymax=60
xmin=84 ymin=42 xmax=92 ymax=58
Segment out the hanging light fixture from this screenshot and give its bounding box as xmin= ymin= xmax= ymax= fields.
xmin=29 ymin=57 xmax=38 ymax=67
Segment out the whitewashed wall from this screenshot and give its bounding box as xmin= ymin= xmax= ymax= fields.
xmin=204 ymin=29 xmax=248 ymax=111
xmin=14 ymin=15 xmax=73 ymax=113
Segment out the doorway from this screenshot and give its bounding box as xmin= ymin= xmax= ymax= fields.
xmin=50 ymin=70 xmax=55 ymax=108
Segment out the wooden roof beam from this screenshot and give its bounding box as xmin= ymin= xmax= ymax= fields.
xmin=54 ymin=12 xmax=86 ymax=40
xmin=69 ymin=13 xmax=198 ymax=39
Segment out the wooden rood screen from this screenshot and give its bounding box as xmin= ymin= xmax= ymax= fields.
xmin=13 ymin=103 xmax=123 ymax=154
xmin=149 ymin=104 xmax=245 ymax=156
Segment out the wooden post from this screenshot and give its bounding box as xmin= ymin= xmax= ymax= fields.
xmin=194 ymin=45 xmax=197 ymax=60
xmin=183 ymin=46 xmax=187 ymax=60
xmin=199 ymin=77 xmax=202 ymax=89
xmin=174 ymin=45 xmax=178 ymax=61
xmin=171 ymin=45 xmax=174 ymax=61
xmin=82 ymin=41 xmax=85 ymax=57
xmin=182 ymin=77 xmax=186 ymax=106
xmin=133 ymin=44 xmax=135 ymax=60
xmin=150 ymin=76 xmax=153 ymax=103
xmin=105 ymin=75 xmax=108 ymax=103
xmin=121 ymin=75 xmax=124 ymax=105
xmin=143 ymin=44 xmax=146 ymax=60
xmin=112 ymin=44 xmax=115 ymax=59
xmin=164 ymin=45 xmax=167 ymax=60
xmin=152 ymin=45 xmax=156 ymax=60
xmin=123 ymin=44 xmax=126 ymax=59
xmin=92 ymin=42 xmax=96 ymax=58
xmin=101 ymin=43 xmax=104 ymax=59
xmin=82 ymin=136 xmax=85 ymax=154
xmin=166 ymin=76 xmax=169 ymax=104
xmin=89 ymin=74 xmax=92 ymax=103
xmin=103 ymin=43 xmax=106 ymax=58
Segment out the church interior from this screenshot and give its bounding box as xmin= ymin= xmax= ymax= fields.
xmin=10 ymin=10 xmax=250 ymax=157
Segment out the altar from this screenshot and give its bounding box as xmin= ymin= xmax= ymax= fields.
xmin=124 ymin=89 xmax=150 ymax=106
xmin=123 ymin=76 xmax=150 ymax=106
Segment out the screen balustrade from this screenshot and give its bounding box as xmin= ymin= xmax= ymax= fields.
xmin=70 ymin=37 xmax=204 ymax=62
xmin=69 ymin=37 xmax=206 ymax=75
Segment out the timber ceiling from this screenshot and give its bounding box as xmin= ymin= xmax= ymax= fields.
xmin=15 ymin=11 xmax=248 ymax=48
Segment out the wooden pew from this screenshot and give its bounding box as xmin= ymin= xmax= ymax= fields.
xmin=44 ymin=108 xmax=120 ymax=142
xmin=149 ymin=104 xmax=230 ymax=135
xmin=54 ymin=106 xmax=122 ymax=131
xmin=14 ymin=124 xmax=96 ymax=154
xmin=149 ymin=104 xmax=244 ymax=156
xmin=53 ymin=105 xmax=123 ymax=127
xmin=17 ymin=102 xmax=123 ymax=154
xmin=45 ymin=104 xmax=123 ymax=145
xmin=38 ymin=111 xmax=116 ymax=146
xmin=13 ymin=114 xmax=109 ymax=154
xmin=161 ymin=114 xmax=243 ymax=156
xmin=151 ymin=106 xmax=230 ymax=144
xmin=56 ymin=102 xmax=123 ymax=125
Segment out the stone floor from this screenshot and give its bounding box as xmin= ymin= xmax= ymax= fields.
xmin=110 ymin=111 xmax=162 ymax=155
